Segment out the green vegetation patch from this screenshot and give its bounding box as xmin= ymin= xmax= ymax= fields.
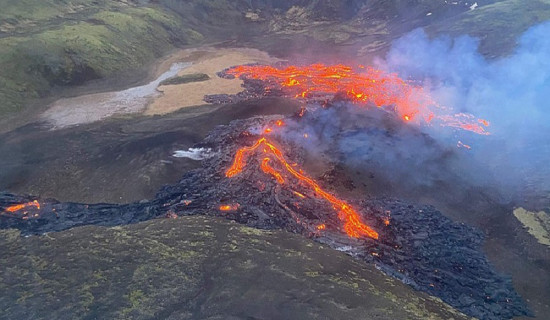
xmin=159 ymin=73 xmax=210 ymax=86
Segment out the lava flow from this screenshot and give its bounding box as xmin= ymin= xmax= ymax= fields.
xmin=226 ymin=137 xmax=379 ymax=240
xmin=4 ymin=200 xmax=40 ymax=213
xmin=2 ymin=200 xmax=42 ymax=220
xmin=226 ymin=63 xmax=490 ymax=135
xmin=219 ymin=204 xmax=240 ymax=212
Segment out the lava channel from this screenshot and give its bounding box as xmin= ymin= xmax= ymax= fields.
xmin=226 ymin=137 xmax=379 ymax=240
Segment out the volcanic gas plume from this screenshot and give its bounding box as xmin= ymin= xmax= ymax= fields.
xmin=379 ymin=22 xmax=550 ymax=203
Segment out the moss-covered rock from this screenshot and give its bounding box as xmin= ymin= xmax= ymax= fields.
xmin=0 ymin=216 xmax=469 ymax=319
xmin=159 ymin=73 xmax=210 ymax=86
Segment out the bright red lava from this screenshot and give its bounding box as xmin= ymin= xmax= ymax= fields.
xmin=226 ymin=137 xmax=379 ymax=240
xmin=226 ymin=63 xmax=490 ymax=135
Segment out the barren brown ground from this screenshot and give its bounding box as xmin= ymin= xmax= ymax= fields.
xmin=146 ymin=47 xmax=278 ymax=115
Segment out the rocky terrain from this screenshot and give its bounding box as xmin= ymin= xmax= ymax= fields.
xmin=1 ymin=1 xmax=550 ymax=319
xmin=0 ymin=216 xmax=470 ymax=320
xmin=0 ymin=114 xmax=533 ymax=319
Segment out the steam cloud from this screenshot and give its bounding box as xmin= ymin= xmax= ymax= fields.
xmin=280 ymin=22 xmax=550 ymax=206
xmin=379 ymin=22 xmax=550 ymax=205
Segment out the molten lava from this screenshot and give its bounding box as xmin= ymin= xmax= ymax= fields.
xmin=226 ymin=63 xmax=490 ymax=135
xmin=4 ymin=200 xmax=40 ymax=213
xmin=293 ymin=191 xmax=306 ymax=199
xmin=260 ymin=158 xmax=285 ymax=184
xmin=226 ymin=137 xmax=379 ymax=240
xmin=219 ymin=204 xmax=240 ymax=212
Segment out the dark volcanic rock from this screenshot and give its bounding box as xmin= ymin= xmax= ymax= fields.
xmin=0 ymin=115 xmax=531 ymax=320
xmin=0 ymin=217 xmax=470 ymax=320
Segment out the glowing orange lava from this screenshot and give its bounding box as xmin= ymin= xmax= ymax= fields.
xmin=219 ymin=204 xmax=240 ymax=211
xmin=4 ymin=200 xmax=40 ymax=213
xmin=261 ymin=158 xmax=285 ymax=184
xmin=226 ymin=137 xmax=379 ymax=240
xmin=293 ymin=191 xmax=306 ymax=199
xmin=226 ymin=64 xmax=489 ymax=135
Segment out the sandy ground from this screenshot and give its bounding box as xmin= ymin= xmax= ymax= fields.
xmin=145 ymin=47 xmax=277 ymax=115
xmin=41 ymin=62 xmax=190 ymax=128
xmin=40 ymin=47 xmax=278 ymax=128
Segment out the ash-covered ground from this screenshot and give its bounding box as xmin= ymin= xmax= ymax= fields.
xmin=0 ymin=111 xmax=531 ymax=320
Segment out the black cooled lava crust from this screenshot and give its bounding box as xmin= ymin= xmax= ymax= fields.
xmin=0 ymin=116 xmax=530 ymax=320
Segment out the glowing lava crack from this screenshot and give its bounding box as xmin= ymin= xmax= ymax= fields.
xmin=226 ymin=137 xmax=379 ymax=240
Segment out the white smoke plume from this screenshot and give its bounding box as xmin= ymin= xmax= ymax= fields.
xmin=277 ymin=22 xmax=549 ymax=207
xmin=377 ymin=22 xmax=550 ymax=205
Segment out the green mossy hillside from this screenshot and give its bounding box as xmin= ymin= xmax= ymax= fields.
xmin=0 ymin=216 xmax=470 ymax=319
xmin=0 ymin=1 xmax=203 ymax=115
